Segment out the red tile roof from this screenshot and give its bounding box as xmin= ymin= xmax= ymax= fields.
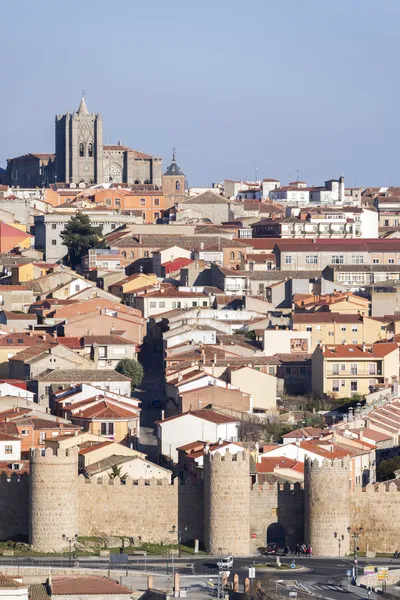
xmin=157 ymin=409 xmax=238 ymax=425
xmin=50 ymin=576 xmax=131 ymax=595
xmin=321 ymin=342 xmax=398 ymax=358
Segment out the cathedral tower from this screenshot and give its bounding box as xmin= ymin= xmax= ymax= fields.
xmin=55 ymin=97 xmax=103 ymax=185
xmin=162 ymin=148 xmax=186 ymax=209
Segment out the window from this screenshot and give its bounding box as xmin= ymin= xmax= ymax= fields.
xmin=142 ymin=212 xmax=146 ymax=220
xmin=350 ymin=363 xmax=358 ymax=375
xmin=316 ymin=325 xmax=321 ymax=332
xmin=202 ymin=301 xmax=208 ymax=306
xmin=328 ymin=331 xmax=334 ymax=336
xmin=306 ymin=255 xmax=318 ymax=264
xmin=351 ymin=255 xmax=364 ymax=264
xmin=149 ymin=302 xmax=156 ymax=308
xmin=100 ymin=422 xmax=114 ymax=436
xmin=45 ymin=386 xmax=50 ymax=395
xmin=175 ymin=180 xmax=181 ymax=191
xmin=122 ymin=251 xmax=126 ymax=258
xmin=4 ymin=445 xmax=13 ymax=455
xmin=341 ymin=380 xmax=345 ymax=387
xmin=384 ymin=219 xmax=389 ymax=227
xmin=192 ymin=301 xmax=198 ymax=307
xmin=332 ymin=380 xmax=340 ymax=392
xmin=388 ymin=258 xmax=395 ymax=264
xmin=159 ymin=301 xmax=166 ymax=308
xmin=105 ymin=197 xmax=112 ymax=206
xmin=111 ymin=223 xmax=116 ymax=230
xmin=88 ymin=143 xmax=93 ymax=157
xmin=74 ymin=284 xmax=80 ymax=292
xmin=341 ymin=326 xmax=346 ymax=332
xmin=144 ymin=251 xmax=149 ymax=258
xmin=238 ymin=252 xmax=243 ymax=260
xmin=369 ymin=379 xmax=377 ymax=387
xmin=140 ymin=198 xmax=146 ymax=206
xmin=306 ymin=326 xmax=312 ymax=332
xmin=372 ymin=258 xmax=380 ymax=264
xmin=331 ymin=255 xmax=344 ymax=264
xmin=52 ymin=240 xmax=57 ymax=246
xmin=154 ymin=212 xmax=160 ymax=221
xmin=79 ymin=143 xmax=85 ymax=157
xmin=115 ymin=198 xmax=121 ymax=207
xmin=332 ymin=363 xmax=339 ymax=375
xmin=369 ymin=363 xmax=377 ymax=375
xmin=285 ymin=256 xmax=292 ymax=265
xmin=268 ymin=366 xmax=275 ymax=376
xmin=351 ymin=380 xmax=358 ymax=392
xmin=129 ymin=251 xmax=134 ymax=258
xmin=99 ymin=346 xmax=107 ymax=358
xmin=352 ymin=326 xmax=358 ymax=332
xmin=285 ymin=367 xmax=291 ymax=375
xmin=230 ymin=252 xmax=235 ymax=260
xmin=52 ymin=223 xmax=57 ymax=230
xmin=154 ymin=198 xmax=160 ymax=206
xmin=21 ymin=429 xmax=29 ymax=436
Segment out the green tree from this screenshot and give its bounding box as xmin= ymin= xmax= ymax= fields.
xmin=60 ymin=213 xmax=106 ymax=266
xmin=108 ymin=465 xmax=128 ymax=482
xmin=116 ymin=358 xmax=144 ymax=391
xmin=377 ymin=456 xmax=400 ymax=481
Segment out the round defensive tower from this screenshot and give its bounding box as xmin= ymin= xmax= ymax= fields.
xmin=204 ymin=449 xmax=250 ymax=556
xmin=304 ymin=457 xmax=350 ymax=557
xmin=29 ymin=447 xmax=79 ymax=552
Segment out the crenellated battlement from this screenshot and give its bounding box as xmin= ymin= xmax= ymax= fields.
xmin=80 ymin=475 xmax=174 ymax=487
xmin=304 ymin=456 xmax=350 ymax=470
xmin=353 ymin=481 xmax=400 ymax=494
xmin=30 ymin=446 xmax=79 ymax=462
xmin=204 ymin=449 xmax=248 ymax=463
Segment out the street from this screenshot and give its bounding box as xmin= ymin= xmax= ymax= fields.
xmin=0 ymin=555 xmax=397 ymax=599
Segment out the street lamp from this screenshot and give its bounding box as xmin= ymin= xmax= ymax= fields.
xmin=334 ymin=532 xmax=344 ymax=557
xmin=62 ymin=534 xmax=78 ymax=567
xmin=178 ymin=526 xmax=188 ymax=557
xmin=347 ymin=526 xmax=363 ymax=581
xmin=168 ymin=525 xmax=176 ymax=575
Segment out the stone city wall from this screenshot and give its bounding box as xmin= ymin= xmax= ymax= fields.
xmin=249 ymin=482 xmax=277 ymax=553
xmin=0 ymin=473 xmax=29 ymax=540
xmin=278 ymin=482 xmax=305 ymax=548
xmin=350 ymin=482 xmax=400 ymax=554
xmin=78 ymin=476 xmax=179 ymax=543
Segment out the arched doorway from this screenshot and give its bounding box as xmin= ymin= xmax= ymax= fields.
xmin=267 ymin=523 xmax=285 ymax=547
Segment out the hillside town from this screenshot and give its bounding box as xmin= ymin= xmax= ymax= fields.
xmin=0 ymin=97 xmax=399 ymax=599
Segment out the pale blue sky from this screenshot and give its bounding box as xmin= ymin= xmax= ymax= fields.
xmin=1 ymin=0 xmax=399 ymax=187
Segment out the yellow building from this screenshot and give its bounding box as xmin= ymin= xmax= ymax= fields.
xmin=293 ymin=291 xmax=370 ymax=316
xmin=292 ymin=313 xmax=391 ymax=352
xmin=312 ymin=342 xmax=399 ymax=399
xmin=108 ymin=272 xmax=158 ymax=298
xmin=11 ymin=262 xmax=47 ymax=284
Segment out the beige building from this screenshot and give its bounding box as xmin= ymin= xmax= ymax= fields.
xmin=225 ymin=365 xmax=277 ymax=412
xmin=312 ymin=342 xmax=399 ymax=398
xmin=291 ymin=313 xmax=390 ymax=351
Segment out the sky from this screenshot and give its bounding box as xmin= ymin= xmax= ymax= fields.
xmin=1 ymin=0 xmax=400 ymax=188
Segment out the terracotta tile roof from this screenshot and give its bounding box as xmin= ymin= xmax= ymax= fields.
xmin=82 ymin=335 xmax=136 ymax=346
xmin=0 ymin=333 xmax=49 ymax=347
xmin=37 ymin=369 xmax=131 ymax=383
xmin=256 ymin=456 xmax=304 ymax=474
xmin=78 ymin=441 xmax=113 ymax=455
xmin=73 ymin=399 xmax=139 ymax=420
xmin=292 ymin=313 xmax=363 ymax=324
xmin=50 ymin=576 xmax=131 ymax=595
xmin=2 ymin=311 xmax=37 ymax=320
xmin=157 ymin=409 xmax=238 ymax=426
xmin=282 ymin=427 xmax=323 ymax=439
xmin=162 ymin=257 xmax=194 ymax=273
xmin=321 ymin=342 xmax=398 ymax=358
xmin=0 ymin=574 xmax=27 ymax=589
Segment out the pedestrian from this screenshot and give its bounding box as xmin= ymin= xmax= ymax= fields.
xmin=308 ymin=545 xmax=312 ymax=557
xmin=302 ymin=544 xmax=307 ymax=556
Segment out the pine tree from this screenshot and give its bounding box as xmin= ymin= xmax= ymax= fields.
xmin=60 ymin=213 xmax=106 ymax=266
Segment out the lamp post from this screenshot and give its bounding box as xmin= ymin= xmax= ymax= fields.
xmin=178 ymin=526 xmax=188 ymax=557
xmin=62 ymin=534 xmax=78 ymax=567
xmin=334 ymin=532 xmax=344 ymax=557
xmin=348 ymin=526 xmax=363 ymax=581
xmin=168 ymin=525 xmax=176 ymax=576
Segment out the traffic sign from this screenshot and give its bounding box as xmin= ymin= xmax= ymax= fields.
xmin=346 ymin=570 xmax=352 ymax=577
xmin=378 ymin=567 xmax=388 ymax=581
xmin=364 ymin=566 xmax=375 ymax=576
xmin=291 ymin=562 xmax=296 ymax=569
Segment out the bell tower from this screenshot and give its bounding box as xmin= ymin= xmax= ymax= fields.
xmin=55 ymin=96 xmax=103 ymax=185
xmin=162 ymin=148 xmax=186 ymax=208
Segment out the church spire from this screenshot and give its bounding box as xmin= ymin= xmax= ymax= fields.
xmin=78 ymin=95 xmax=89 ymax=116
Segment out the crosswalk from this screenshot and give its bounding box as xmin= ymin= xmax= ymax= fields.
xmin=294 ymin=581 xmax=346 ymax=598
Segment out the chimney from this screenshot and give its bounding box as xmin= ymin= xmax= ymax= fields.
xmin=218 ymin=438 xmax=223 ymax=445
xmin=362 ymin=342 xmax=366 ymax=353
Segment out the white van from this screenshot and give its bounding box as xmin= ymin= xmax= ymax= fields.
xmin=218 ymin=555 xmax=233 ymax=570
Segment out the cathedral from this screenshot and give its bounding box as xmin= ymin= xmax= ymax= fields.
xmin=6 ymin=97 xmax=163 ymax=188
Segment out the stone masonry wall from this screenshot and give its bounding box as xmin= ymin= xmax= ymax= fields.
xmin=78 ymin=476 xmax=179 ymax=543
xmin=304 ymin=458 xmax=350 ymax=557
xmin=30 ymin=448 xmax=78 ymax=552
xmin=0 ymin=474 xmax=29 ymax=541
xmin=204 ymin=451 xmax=251 ymax=556
xmin=178 ymin=477 xmax=204 ymax=544
xmin=278 ymin=483 xmax=305 ymax=548
xmin=350 ymin=482 xmax=400 ymax=554
xmin=249 ymin=482 xmax=277 ymax=553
